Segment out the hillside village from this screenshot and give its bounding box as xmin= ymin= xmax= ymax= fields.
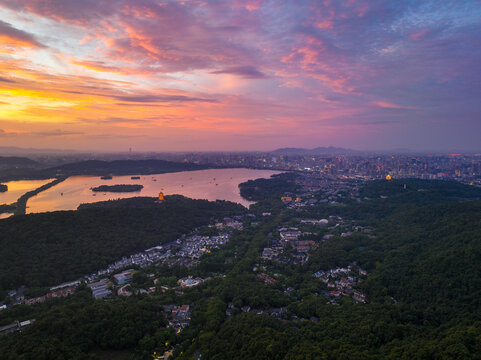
xmin=1 ymin=173 xmax=408 ymax=359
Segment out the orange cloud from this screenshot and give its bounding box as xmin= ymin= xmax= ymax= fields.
xmin=69 ymin=59 xmax=159 ymax=77
xmin=70 ymin=60 xmax=122 ymax=73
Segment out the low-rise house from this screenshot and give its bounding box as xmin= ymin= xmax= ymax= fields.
xmin=257 ymin=273 xmax=277 ymax=285
xmin=25 ymin=287 xmax=76 ymax=305
xmin=118 ymin=285 xmax=132 ymax=297
xmin=262 ymin=248 xmax=275 ymax=260
xmin=168 ymin=305 xmax=191 ymax=332
xmin=353 ymin=291 xmax=367 ymax=303
xmin=88 ymin=280 xmax=111 ymax=299
xmin=178 ymin=276 xmax=203 ymax=288
xmin=0 ymin=319 xmax=35 ymax=335
xmin=284 ymin=287 xmax=294 ymax=296
xmin=113 ymin=270 xmax=134 ymax=284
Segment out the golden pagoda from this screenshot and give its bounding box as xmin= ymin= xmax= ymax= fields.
xmin=385 ymin=174 xmax=392 ymax=180
xmin=158 ymin=191 xmax=165 ymax=201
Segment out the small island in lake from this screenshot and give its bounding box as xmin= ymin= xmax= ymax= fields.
xmin=0 ymin=184 xmax=7 ymax=192
xmin=100 ymin=175 xmax=113 ymax=180
xmin=91 ymin=184 xmax=143 ymax=193
xmin=131 ymin=176 xmax=140 ymax=180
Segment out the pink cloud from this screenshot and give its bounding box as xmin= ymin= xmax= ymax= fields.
xmin=410 ymin=30 xmax=428 ymax=41
xmin=315 ymin=20 xmax=334 ymax=30
xmin=244 ymin=1 xmax=262 ymax=11
xmin=0 ymin=0 xmax=479 ymax=151
xmin=372 ymin=101 xmax=416 ymax=110
xmin=0 ymin=0 xmax=117 ymax=25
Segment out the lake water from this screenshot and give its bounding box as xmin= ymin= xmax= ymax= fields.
xmin=0 ymin=179 xmax=53 ymax=205
xmin=26 ymin=168 xmax=281 ymax=213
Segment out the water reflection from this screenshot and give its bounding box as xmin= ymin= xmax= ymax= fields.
xmin=26 ymin=168 xmax=281 ymax=213
xmin=0 ymin=179 xmax=53 ymax=204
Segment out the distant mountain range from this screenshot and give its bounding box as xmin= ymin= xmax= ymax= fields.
xmin=44 ymin=159 xmax=209 ymax=177
xmin=270 ymin=146 xmax=360 ymax=155
xmin=0 ymin=156 xmax=39 ymax=167
xmin=0 ymin=157 xmax=41 ymax=181
xmin=0 ymin=159 xmax=211 ymax=182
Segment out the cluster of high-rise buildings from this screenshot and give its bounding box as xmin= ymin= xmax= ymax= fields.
xmin=20 ymin=150 xmax=481 ymax=185
xmin=167 ymin=152 xmax=480 ymax=184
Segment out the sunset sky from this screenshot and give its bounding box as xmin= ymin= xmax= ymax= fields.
xmin=0 ymin=0 xmax=480 ymax=152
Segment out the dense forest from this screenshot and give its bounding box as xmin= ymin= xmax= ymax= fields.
xmin=91 ymin=184 xmax=144 ymax=192
xmin=77 ymin=196 xmax=164 ymax=209
xmin=189 ymin=180 xmax=481 ymax=359
xmin=2 ymin=177 xmax=481 ymax=359
xmin=360 ymin=178 xmax=481 ymax=203
xmin=0 ymin=196 xmax=244 ymax=292
xmin=239 ymin=172 xmax=298 ymax=201
xmin=0 ymin=286 xmax=172 ymax=360
xmin=298 ymin=178 xmax=481 ymax=224
xmin=0 ymin=204 xmax=15 ymax=213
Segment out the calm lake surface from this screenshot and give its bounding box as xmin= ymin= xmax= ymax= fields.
xmin=26 ymin=168 xmax=281 ymax=213
xmin=0 ymin=179 xmax=53 ymax=205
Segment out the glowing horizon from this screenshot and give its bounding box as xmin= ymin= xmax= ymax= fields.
xmin=0 ymin=1 xmax=480 ymax=152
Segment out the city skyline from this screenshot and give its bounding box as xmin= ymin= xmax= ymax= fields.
xmin=0 ymin=0 xmax=480 ymax=152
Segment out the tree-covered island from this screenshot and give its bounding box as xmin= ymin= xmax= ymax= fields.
xmin=91 ymin=184 xmax=144 ymax=193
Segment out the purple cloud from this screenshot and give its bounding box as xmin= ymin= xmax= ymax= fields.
xmin=0 ymin=75 xmax=15 ymax=83
xmin=0 ymin=0 xmax=480 ymax=151
xmin=112 ymin=94 xmax=217 ymax=103
xmin=0 ymin=20 xmax=45 ymax=48
xmin=211 ymin=66 xmax=266 ymax=79
xmin=0 ymin=0 xmax=116 ymax=24
xmin=30 ymin=130 xmax=84 ymax=136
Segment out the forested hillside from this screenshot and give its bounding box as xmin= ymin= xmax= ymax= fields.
xmin=239 ymin=172 xmax=298 ymax=201
xmin=0 ymin=196 xmax=243 ymax=292
xmin=1 ymin=178 xmax=481 ymax=359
